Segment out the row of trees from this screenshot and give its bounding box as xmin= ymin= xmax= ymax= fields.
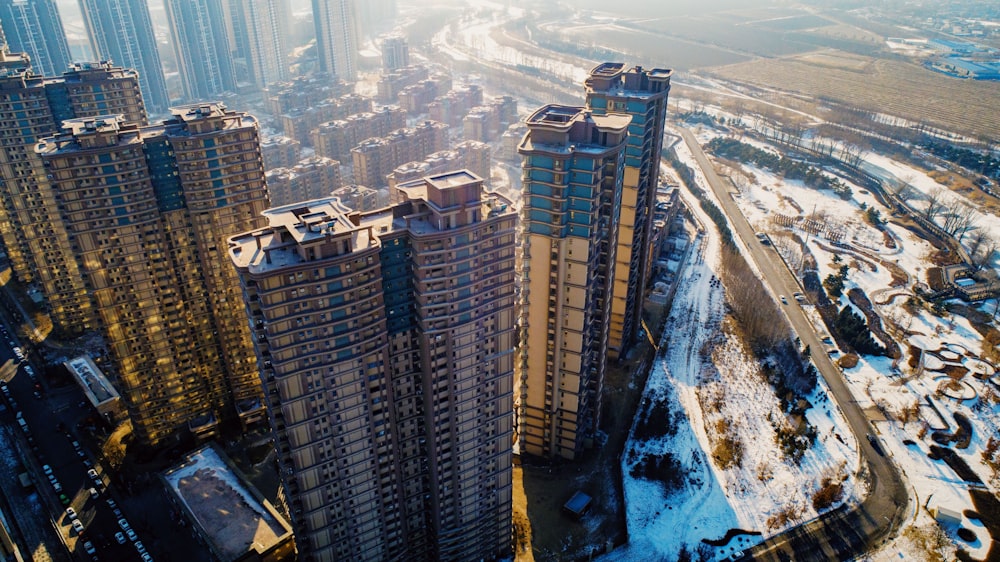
xmin=921 ymin=141 xmax=1000 ymax=179
xmin=707 ymin=137 xmax=852 ymax=198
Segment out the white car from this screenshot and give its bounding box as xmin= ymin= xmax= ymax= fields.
xmin=82 ymin=541 xmax=96 ymax=555
xmin=125 ymin=528 xmax=137 ymax=542
xmin=86 ymin=469 xmax=99 ymax=481
xmin=65 ymin=507 xmax=77 ymax=520
xmin=71 ymin=519 xmax=84 ymax=534
xmin=114 ymin=531 xmax=126 ymax=544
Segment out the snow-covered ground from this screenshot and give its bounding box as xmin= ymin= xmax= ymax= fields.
xmin=689 ymin=122 xmax=1000 ymax=560
xmin=601 ymin=147 xmax=860 ymax=561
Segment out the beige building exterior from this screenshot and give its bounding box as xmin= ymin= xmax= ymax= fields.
xmin=388 ymin=140 xmax=491 ymax=204
xmin=229 ymin=170 xmax=515 ymax=561
xmin=36 ymin=104 xmax=269 ymax=445
xmin=280 ymin=93 xmax=371 ymax=145
xmin=0 ymin=57 xmax=147 ymax=332
xmin=266 ymin=156 xmax=343 ymax=208
xmin=516 ymin=105 xmax=629 ymax=460
xmin=311 ymin=106 xmax=406 ymax=163
xmin=585 ymin=63 xmax=672 ymax=356
xmin=350 ymin=120 xmax=449 ymax=188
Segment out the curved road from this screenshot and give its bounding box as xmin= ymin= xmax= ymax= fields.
xmin=677 ymin=127 xmax=909 ymax=561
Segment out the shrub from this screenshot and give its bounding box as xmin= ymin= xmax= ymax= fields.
xmin=839 ymin=353 xmax=860 ymax=369
xmin=812 ymin=477 xmax=844 ymax=510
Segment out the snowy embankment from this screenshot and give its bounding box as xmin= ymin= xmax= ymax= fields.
xmin=697 ymin=119 xmax=1000 ymax=560
xmin=602 ymin=141 xmax=860 ymax=561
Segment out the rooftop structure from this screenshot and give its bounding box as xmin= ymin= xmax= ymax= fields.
xmin=64 ymin=356 xmax=125 ymax=423
xmin=163 ymin=444 xmax=294 ymax=562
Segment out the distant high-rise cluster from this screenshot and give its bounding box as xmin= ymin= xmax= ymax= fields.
xmin=0 ymin=0 xmax=70 ymax=77
xmin=312 ymin=0 xmax=359 ymax=81
xmin=516 ymin=63 xmax=672 ymax=460
xmin=165 ymin=0 xmax=238 ymax=100
xmin=226 ymin=0 xmax=292 ymax=89
xmin=229 ymin=170 xmax=516 ymax=561
xmin=79 ymin=0 xmax=170 ymax=114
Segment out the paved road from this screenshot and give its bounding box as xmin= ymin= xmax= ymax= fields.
xmin=677 ymin=127 xmax=909 ymax=560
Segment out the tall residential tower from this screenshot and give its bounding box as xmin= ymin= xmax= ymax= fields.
xmin=312 ymin=0 xmax=358 ymax=81
xmin=79 ymin=0 xmax=171 ymax=114
xmin=165 ymin=0 xmax=238 ymax=100
xmin=585 ymin=63 xmax=671 ymax=357
xmin=230 ymin=171 xmax=515 ymax=561
xmin=0 ymin=0 xmax=70 ymax=76
xmin=225 ymin=0 xmax=291 ymax=89
xmin=516 ymin=105 xmax=629 ymax=460
xmin=0 ymin=58 xmax=147 ymax=331
xmin=36 ymin=104 xmax=269 ymax=445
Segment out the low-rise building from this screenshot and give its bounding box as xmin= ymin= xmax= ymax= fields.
xmin=64 ymin=356 xmax=126 ymax=424
xmin=351 ymin=121 xmax=449 ymax=188
xmin=162 ymin=444 xmax=295 ymax=562
xmin=266 ymin=156 xmax=343 ymax=207
xmin=260 ymin=135 xmax=301 ymax=171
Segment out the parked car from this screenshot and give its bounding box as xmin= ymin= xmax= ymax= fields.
xmin=71 ymin=519 xmax=84 ymax=534
xmin=65 ymin=507 xmax=77 ymax=520
xmin=114 ymin=532 xmax=126 ymax=544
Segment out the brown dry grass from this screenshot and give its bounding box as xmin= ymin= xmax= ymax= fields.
xmin=707 ymin=55 xmax=1000 ymax=139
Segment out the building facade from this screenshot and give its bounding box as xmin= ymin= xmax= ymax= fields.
xmin=380 ymin=35 xmax=408 ymax=71
xmin=350 ymin=120 xmax=449 ymax=188
xmin=388 ymin=140 xmax=491 ymax=203
xmin=0 ymin=58 xmax=147 ymax=331
xmin=79 ymin=0 xmax=171 ymax=114
xmin=165 ymin=0 xmax=238 ymax=101
xmin=35 ymin=104 xmax=268 ymax=445
xmin=312 ymin=0 xmax=358 ymax=81
xmin=584 ymin=63 xmax=671 ymax=357
xmin=266 ymin=156 xmax=343 ymax=207
xmin=225 ymin=0 xmax=291 ymax=90
xmin=516 ymin=105 xmax=629 ymax=460
xmin=229 ymin=170 xmax=515 ymax=561
xmin=311 ymin=106 xmax=406 ymax=163
xmin=0 ymin=0 xmax=70 ymax=77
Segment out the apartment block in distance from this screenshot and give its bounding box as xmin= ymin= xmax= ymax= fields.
xmin=516 ymin=105 xmax=629 ymax=460
xmin=311 ymin=106 xmax=407 ymax=163
xmin=36 ymin=104 xmax=269 ymax=446
xmin=585 ymin=63 xmax=671 ymax=357
xmin=351 ymin=120 xmax=449 ymax=188
xmin=266 ymin=156 xmax=343 ymax=207
xmin=0 ymin=56 xmax=147 ymax=331
xmin=388 ymin=140 xmax=491 ymax=204
xmin=229 ymin=170 xmax=516 ymax=561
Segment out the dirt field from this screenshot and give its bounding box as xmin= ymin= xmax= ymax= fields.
xmin=706 ymin=55 xmax=1000 ymax=139
xmin=513 ymin=340 xmax=655 ymax=561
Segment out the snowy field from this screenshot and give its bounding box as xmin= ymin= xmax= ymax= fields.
xmin=686 ymin=121 xmax=1000 ymax=560
xmin=602 ymin=157 xmax=860 ymax=561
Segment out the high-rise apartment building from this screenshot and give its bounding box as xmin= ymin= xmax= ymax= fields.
xmin=584 ymin=63 xmax=671 ymax=357
xmin=380 ymin=35 xmax=408 ymax=71
xmin=225 ymin=0 xmax=290 ymax=89
xmin=79 ymin=0 xmax=171 ymax=114
xmin=165 ymin=0 xmax=238 ymax=101
xmin=229 ymin=170 xmax=515 ymax=561
xmin=0 ymin=57 xmax=146 ymax=330
xmin=35 ymin=103 xmax=268 ymax=445
xmin=0 ymin=0 xmax=70 ymax=77
xmin=312 ymin=0 xmax=359 ymax=81
xmin=516 ymin=104 xmax=630 ymax=460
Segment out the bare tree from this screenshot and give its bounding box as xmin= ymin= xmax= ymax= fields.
xmin=941 ymin=202 xmax=978 ymax=239
xmin=971 ymin=234 xmax=998 ymax=271
xmin=889 ymin=174 xmax=916 ymax=204
xmin=923 ymin=187 xmax=947 ymax=222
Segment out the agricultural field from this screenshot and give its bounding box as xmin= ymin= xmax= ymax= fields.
xmin=705 ymin=56 xmax=1000 ymax=139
